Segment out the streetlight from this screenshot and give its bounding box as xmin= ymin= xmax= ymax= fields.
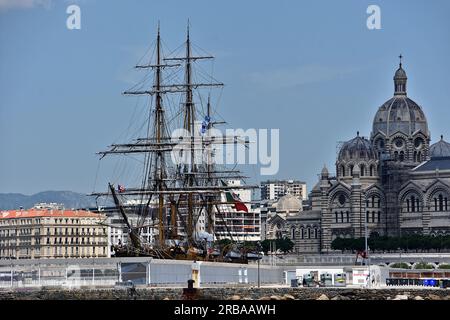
xmin=256 ymin=241 xmax=262 ymax=288
xmin=365 ymin=199 xmax=370 ymax=288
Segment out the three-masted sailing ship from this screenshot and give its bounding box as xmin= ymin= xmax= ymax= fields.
xmin=92 ymin=23 xmax=260 ymax=263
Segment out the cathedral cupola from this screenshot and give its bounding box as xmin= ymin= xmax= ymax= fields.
xmin=394 ymin=54 xmax=407 ymax=96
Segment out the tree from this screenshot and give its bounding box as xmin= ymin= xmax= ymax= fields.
xmin=276 ymin=237 xmax=294 ymax=253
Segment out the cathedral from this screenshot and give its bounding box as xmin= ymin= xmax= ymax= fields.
xmin=272 ymin=58 xmax=450 ymax=254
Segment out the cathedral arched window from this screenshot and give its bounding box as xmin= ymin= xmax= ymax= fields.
xmin=418 ymin=151 xmax=422 ymax=162
xmin=291 ymin=227 xmax=296 ymax=240
xmin=369 ymin=165 xmax=374 ymax=176
xmin=300 ymin=228 xmax=304 ymax=239
xmin=346 ymin=211 xmax=349 ymax=223
xmin=335 ymin=212 xmax=339 ymax=223
xmin=366 ymin=211 xmax=369 ymax=223
xmin=372 ymin=211 xmax=375 ymax=223
xmin=349 ymin=165 xmax=354 ymax=176
xmin=433 ymin=193 xmax=448 ymax=212
xmin=411 ymin=196 xmax=416 ymax=212
xmin=307 ymin=228 xmax=311 ymax=239
xmin=378 ymin=211 xmax=381 ymax=222
xmin=341 ymin=165 xmax=346 ymax=177
xmin=341 ymin=211 xmax=344 ymax=223
xmin=360 ymin=164 xmax=365 ymax=177
xmin=399 ymin=151 xmax=405 ymax=162
xmin=311 ymin=228 xmax=316 ymax=239
xmin=394 ymin=151 xmax=399 ymax=161
xmin=315 ymin=228 xmax=319 ymax=239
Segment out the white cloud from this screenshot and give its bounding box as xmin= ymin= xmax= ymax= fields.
xmin=247 ymin=64 xmax=358 ymax=89
xmin=0 ymin=0 xmax=52 ymax=11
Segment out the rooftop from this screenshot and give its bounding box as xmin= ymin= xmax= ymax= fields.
xmin=0 ymin=209 xmax=101 ymax=220
xmin=413 ymin=157 xmax=450 ymax=172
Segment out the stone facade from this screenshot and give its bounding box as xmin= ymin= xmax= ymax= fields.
xmin=0 ymin=209 xmax=108 ymax=259
xmin=273 ymin=60 xmax=450 ymax=254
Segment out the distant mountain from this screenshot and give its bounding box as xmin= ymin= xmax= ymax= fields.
xmin=0 ymin=191 xmax=99 ymax=210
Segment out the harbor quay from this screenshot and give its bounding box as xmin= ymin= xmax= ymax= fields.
xmin=1 ymin=255 xmax=449 ymax=294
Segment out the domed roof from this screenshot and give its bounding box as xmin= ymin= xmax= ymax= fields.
xmin=372 ymin=96 xmax=428 ymax=137
xmin=430 ymin=135 xmax=450 ymax=158
xmin=372 ymin=59 xmax=429 ymax=138
xmin=394 ymin=65 xmax=407 ymax=80
xmin=338 ymin=132 xmax=377 ymax=162
xmin=276 ymin=194 xmax=301 ymax=213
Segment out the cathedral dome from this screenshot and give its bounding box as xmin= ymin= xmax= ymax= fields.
xmin=276 ymin=194 xmax=301 ymax=213
xmin=338 ymin=132 xmax=377 ymax=162
xmin=430 ymin=135 xmax=450 ymax=158
xmin=372 ymin=59 xmax=429 ymax=138
xmin=372 ymin=96 xmax=428 ymax=137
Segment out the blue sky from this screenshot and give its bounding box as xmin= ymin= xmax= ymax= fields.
xmin=1 ymin=0 xmax=450 ymax=195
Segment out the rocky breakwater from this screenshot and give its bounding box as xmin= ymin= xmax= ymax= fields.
xmin=0 ymin=287 xmax=450 ymax=300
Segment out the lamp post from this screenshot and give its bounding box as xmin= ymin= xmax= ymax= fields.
xmin=256 ymin=241 xmax=262 ymax=288
xmin=365 ymin=199 xmax=370 ymax=288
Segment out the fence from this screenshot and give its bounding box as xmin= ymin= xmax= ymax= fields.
xmin=0 ymin=257 xmax=283 ymax=289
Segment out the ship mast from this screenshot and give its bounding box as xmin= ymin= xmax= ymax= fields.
xmin=93 ymin=22 xmax=258 ymax=257
xmin=155 ymin=23 xmax=166 ymax=245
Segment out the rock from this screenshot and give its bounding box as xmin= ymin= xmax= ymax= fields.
xmin=316 ymin=294 xmax=329 ymax=300
xmin=393 ymin=294 xmax=408 ymax=300
xmin=269 ymin=295 xmax=281 ymax=300
xmin=282 ymin=294 xmax=296 ymax=300
xmin=230 ymin=295 xmax=241 ymax=300
xmin=259 ymin=296 xmax=270 ymax=300
xmin=163 ymin=297 xmax=170 ymax=300
xmin=413 ymin=296 xmax=424 ymax=300
xmin=428 ymin=294 xmax=441 ymax=300
xmin=331 ymin=296 xmax=341 ymax=300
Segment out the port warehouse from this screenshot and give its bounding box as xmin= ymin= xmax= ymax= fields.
xmin=0 ymin=258 xmax=281 ymax=288
xmin=1 ymin=258 xmax=450 ymax=288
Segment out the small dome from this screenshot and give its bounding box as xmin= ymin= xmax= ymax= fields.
xmin=276 ymin=194 xmax=301 ymax=213
xmin=430 ymin=135 xmax=450 ymax=158
xmin=338 ymin=133 xmax=377 ymax=162
xmin=394 ymin=65 xmax=407 ymax=80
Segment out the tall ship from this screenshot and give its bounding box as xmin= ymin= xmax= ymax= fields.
xmin=91 ymin=23 xmax=260 ymax=263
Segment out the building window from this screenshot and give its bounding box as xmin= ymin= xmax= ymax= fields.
xmin=340 ymin=212 xmax=344 ymax=223
xmin=335 ymin=212 xmax=338 ymax=223
xmin=346 ymin=211 xmax=349 ymax=223
xmin=372 ymin=211 xmax=375 ymax=223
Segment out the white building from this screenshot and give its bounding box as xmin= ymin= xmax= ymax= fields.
xmin=260 ymin=180 xmax=307 ymax=201
xmin=214 ymin=179 xmax=261 ymax=242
